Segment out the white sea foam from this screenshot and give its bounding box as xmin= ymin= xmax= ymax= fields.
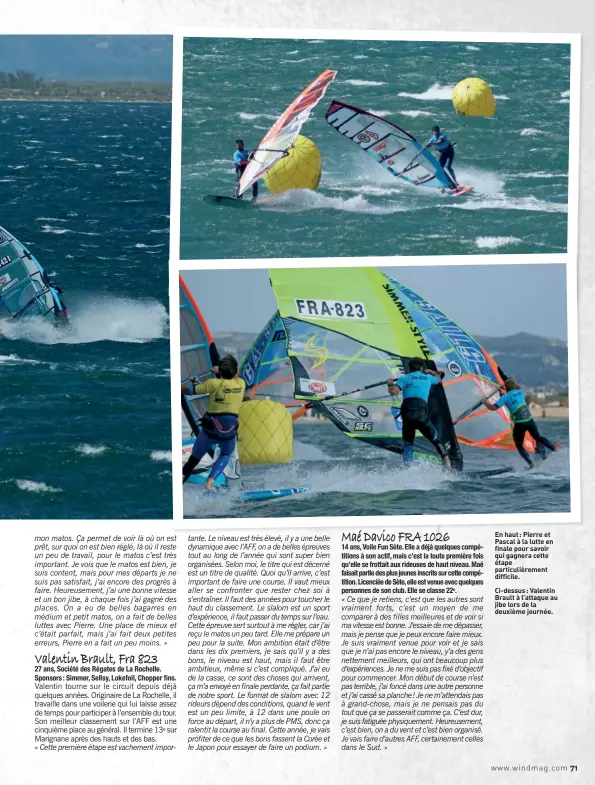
xmin=514 ymin=171 xmax=568 ymax=179
xmin=398 ymin=83 xmax=454 ymax=100
xmin=520 ymin=128 xmax=545 ymax=136
xmin=399 ymin=109 xmax=433 ymax=118
xmin=16 ymin=479 xmax=62 ymax=493
xmin=39 ymin=225 xmax=72 ymax=234
xmin=475 ymin=236 xmax=522 ymax=250
xmin=238 ymin=112 xmax=276 ymax=121
xmin=262 ymin=189 xmax=409 ymax=215
xmin=452 ymin=196 xmax=567 ymax=214
xmin=0 ymin=352 xmax=44 ymax=366
xmin=150 ymin=451 xmax=173 ymax=462
xmin=1 ymin=296 xmax=169 ymax=345
xmin=466 ymin=45 xmax=481 ymax=51
xmin=75 ymin=444 xmax=108 ymax=456
xmin=342 ymin=79 xmax=387 ymax=87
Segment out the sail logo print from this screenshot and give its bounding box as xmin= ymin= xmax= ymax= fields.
xmin=294 ymin=298 xmax=367 ymax=320
xmin=0 ymin=256 xmax=11 ymax=269
xmin=328 ymin=406 xmax=359 ymax=427
xmin=299 ymin=378 xmax=336 ymax=397
xmin=1 ymin=274 xmax=18 ymax=292
xmin=381 ymin=284 xmax=431 ymax=359
xmin=354 ymin=421 xmax=374 ymax=432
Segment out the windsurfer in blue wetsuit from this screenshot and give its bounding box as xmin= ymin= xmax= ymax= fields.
xmin=181 ymin=355 xmax=246 ymax=491
xmin=233 ymin=140 xmax=258 ymax=201
xmin=426 ymin=125 xmax=459 ymax=190
xmin=41 ymin=271 xmax=68 ymax=323
xmin=387 ymin=357 xmax=451 ymax=470
xmin=482 ymin=378 xmax=559 ymax=469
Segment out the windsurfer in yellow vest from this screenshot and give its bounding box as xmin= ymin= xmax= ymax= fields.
xmin=181 ymin=355 xmax=246 ymax=491
xmin=233 ymin=140 xmax=258 ymax=200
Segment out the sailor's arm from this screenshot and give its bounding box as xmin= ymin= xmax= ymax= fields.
xmin=482 ymin=398 xmax=499 ymax=412
xmin=182 ymin=380 xmax=211 ymax=396
xmin=386 ymin=378 xmax=400 ymax=396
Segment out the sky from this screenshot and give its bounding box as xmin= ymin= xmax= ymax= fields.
xmin=0 ymin=35 xmax=172 ymax=82
xmin=182 ymin=264 xmax=568 ymax=340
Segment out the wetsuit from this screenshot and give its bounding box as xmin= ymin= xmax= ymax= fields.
xmin=182 ymin=376 xmax=246 ymax=484
xmin=495 ymin=389 xmax=557 ymax=467
xmin=50 ymin=282 xmax=68 ymax=322
xmin=428 ymin=132 xmax=458 ymax=188
xmin=233 ymin=148 xmax=258 ymax=199
xmin=394 ymin=371 xmax=446 ymax=466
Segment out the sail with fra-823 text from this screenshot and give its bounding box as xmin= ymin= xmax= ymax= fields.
xmin=268 ymin=266 xmax=464 ymax=469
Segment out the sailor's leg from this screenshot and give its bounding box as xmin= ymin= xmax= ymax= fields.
xmin=513 ymin=424 xmax=534 ymax=468
xmin=446 ymin=149 xmax=458 ymax=186
xmin=526 ymin=420 xmax=557 ymax=453
xmin=252 ymin=180 xmax=258 ymax=201
xmin=235 ymin=165 xmax=243 ymax=198
xmin=439 ymin=150 xmax=458 ymax=188
xmin=418 ymin=421 xmax=450 ymax=468
xmin=183 ymin=431 xmax=213 ymax=483
xmin=403 ymin=442 xmax=414 ymax=466
xmin=401 ymin=418 xmax=416 ymax=466
xmin=205 ymin=438 xmax=236 ymax=489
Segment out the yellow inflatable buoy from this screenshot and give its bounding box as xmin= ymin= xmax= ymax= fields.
xmin=238 ymin=400 xmax=293 ymax=465
xmin=452 ymin=77 xmax=496 ymax=117
xmin=263 ymin=134 xmax=322 ymax=194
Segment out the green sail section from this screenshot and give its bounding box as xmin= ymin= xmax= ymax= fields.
xmin=269 ymin=267 xmax=463 ymax=469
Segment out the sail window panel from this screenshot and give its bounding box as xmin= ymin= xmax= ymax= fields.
xmin=422 ymin=326 xmax=452 ymax=356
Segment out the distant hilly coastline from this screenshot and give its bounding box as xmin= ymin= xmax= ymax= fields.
xmin=215 ymin=330 xmax=569 ymax=392
xmin=476 ymin=332 xmax=568 ymax=389
xmin=0 ymin=82 xmax=171 ymax=103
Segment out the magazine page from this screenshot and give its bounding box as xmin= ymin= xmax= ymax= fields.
xmin=1 ymin=6 xmax=593 ymax=785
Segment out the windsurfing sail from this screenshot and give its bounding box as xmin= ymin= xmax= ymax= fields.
xmin=179 ymin=275 xmax=242 ymax=487
xmin=237 ymin=69 xmax=337 ymax=197
xmin=240 ymin=312 xmax=310 ymax=421
xmin=180 ymin=275 xmax=220 ymax=437
xmin=325 ymin=101 xmax=453 ymax=190
xmin=0 ymin=224 xmax=67 ymax=324
xmin=268 ymin=267 xmax=464 ymax=469
xmin=259 ymin=271 xmax=530 ymax=456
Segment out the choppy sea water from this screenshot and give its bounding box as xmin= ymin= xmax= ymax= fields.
xmin=183 ymin=419 xmax=571 ymax=520
xmin=181 ymin=38 xmax=570 ymax=260
xmin=0 ymin=101 xmax=172 ymax=519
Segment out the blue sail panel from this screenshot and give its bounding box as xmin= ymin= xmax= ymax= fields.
xmin=0 ymin=224 xmax=66 ymax=324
